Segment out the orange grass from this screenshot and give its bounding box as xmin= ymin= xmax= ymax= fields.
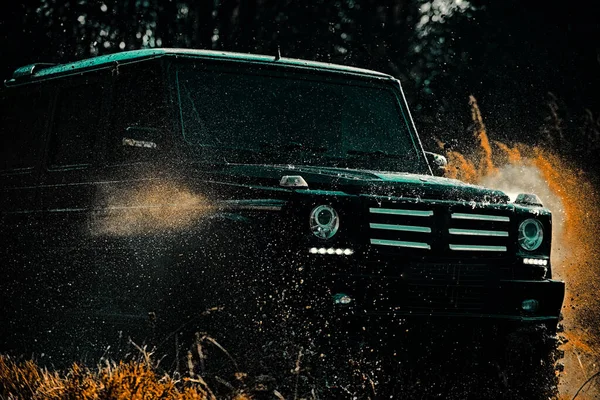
xmin=0 ymin=354 xmax=246 ymax=400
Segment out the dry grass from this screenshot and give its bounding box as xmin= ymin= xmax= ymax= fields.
xmin=0 ymin=354 xmax=228 ymax=400
xmin=0 ymin=347 xmax=264 ymax=400
xmin=0 ymin=333 xmax=266 ymax=399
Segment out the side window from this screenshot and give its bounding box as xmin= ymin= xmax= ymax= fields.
xmin=48 ymin=81 xmax=104 ymax=167
xmin=109 ymin=64 xmax=165 ymax=163
xmin=0 ymin=87 xmax=50 ymax=171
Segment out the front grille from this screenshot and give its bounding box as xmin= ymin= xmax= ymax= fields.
xmin=363 ymin=201 xmax=513 ymax=314
xmin=368 ymin=202 xmax=512 ymax=259
xmin=368 ymin=206 xmax=435 ymax=251
xmin=448 ymin=212 xmax=510 ymax=253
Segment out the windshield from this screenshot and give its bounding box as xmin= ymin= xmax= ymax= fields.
xmin=174 ymin=63 xmax=429 ymax=174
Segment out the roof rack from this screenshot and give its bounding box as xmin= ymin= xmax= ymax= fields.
xmin=11 ymin=63 xmax=57 ymax=81
xmin=4 ymin=49 xmax=393 ymax=87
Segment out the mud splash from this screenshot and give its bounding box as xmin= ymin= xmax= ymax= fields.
xmin=444 ymin=97 xmax=600 ymax=399
xmin=91 ymin=181 xmax=213 ymax=236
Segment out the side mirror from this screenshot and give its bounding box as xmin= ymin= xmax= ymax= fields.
xmin=424 ymin=151 xmax=447 ymax=177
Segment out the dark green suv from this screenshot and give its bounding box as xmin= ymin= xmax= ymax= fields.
xmin=0 ymin=49 xmax=564 ymax=364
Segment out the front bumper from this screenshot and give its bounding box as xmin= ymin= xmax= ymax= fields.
xmin=323 ymin=273 xmax=565 ymax=329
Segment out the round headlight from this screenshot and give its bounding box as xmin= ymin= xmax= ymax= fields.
xmin=310 ymin=205 xmax=339 ymax=240
xmin=518 ymin=219 xmax=544 ymax=251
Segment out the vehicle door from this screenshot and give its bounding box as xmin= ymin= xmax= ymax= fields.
xmin=86 ymin=60 xmax=181 ymax=338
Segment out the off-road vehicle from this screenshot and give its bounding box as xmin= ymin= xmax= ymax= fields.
xmin=0 ymin=49 xmax=564 ymax=365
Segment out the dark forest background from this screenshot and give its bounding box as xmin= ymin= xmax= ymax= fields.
xmin=1 ymin=0 xmax=599 ymax=173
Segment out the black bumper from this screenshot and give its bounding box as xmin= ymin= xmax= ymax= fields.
xmin=323 ymin=274 xmax=565 ymax=329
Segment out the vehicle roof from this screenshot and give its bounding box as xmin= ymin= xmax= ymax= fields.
xmin=5 ymin=48 xmax=394 ymax=86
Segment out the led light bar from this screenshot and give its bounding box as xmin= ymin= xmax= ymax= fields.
xmin=309 ymin=247 xmax=354 ymax=256
xmin=522 ymin=258 xmax=548 ymax=266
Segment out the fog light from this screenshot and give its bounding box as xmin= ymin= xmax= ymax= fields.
xmin=308 ymin=247 xmax=355 ymax=256
xmin=521 ymin=299 xmax=539 ymax=313
xmin=333 ymin=293 xmax=353 ymax=305
xmin=522 ymin=258 xmax=548 ymax=266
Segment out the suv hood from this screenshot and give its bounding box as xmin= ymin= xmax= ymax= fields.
xmin=204 ymin=164 xmax=510 ymax=203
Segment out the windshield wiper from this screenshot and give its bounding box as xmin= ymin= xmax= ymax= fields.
xmin=259 ymin=141 xmax=328 ymax=154
xmin=346 ymin=149 xmax=403 ymax=159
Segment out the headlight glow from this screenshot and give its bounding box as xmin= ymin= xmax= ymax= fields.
xmin=518 ymin=218 xmax=544 ymax=251
xmin=309 ymin=205 xmax=339 ymax=239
